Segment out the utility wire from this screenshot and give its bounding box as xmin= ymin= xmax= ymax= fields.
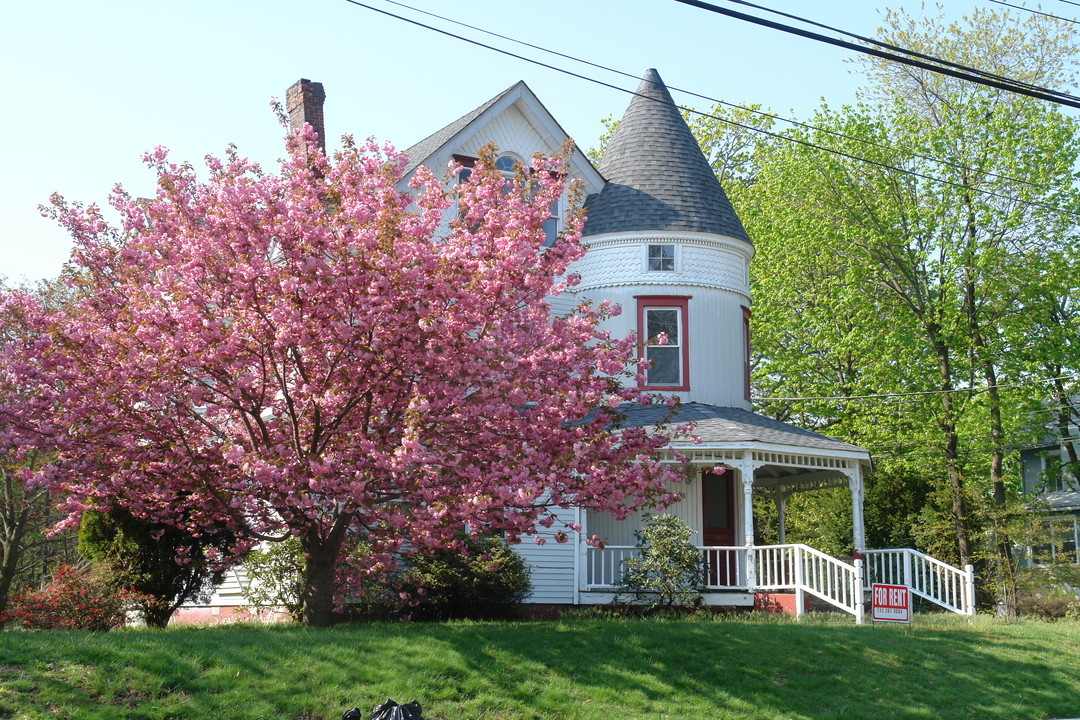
xmin=383 ymin=0 xmax=1048 ymax=191
xmin=673 ymin=0 xmax=1080 ymax=108
xmin=344 ymin=0 xmax=1080 ymax=221
xmin=710 ymin=0 xmax=1080 ymax=98
xmin=754 ymin=374 xmax=1080 ymax=402
xmin=989 ymin=0 xmax=1080 ymax=25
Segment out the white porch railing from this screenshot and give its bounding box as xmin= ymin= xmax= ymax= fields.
xmin=862 ymin=548 xmax=976 ymax=616
xmin=585 ymin=543 xmax=864 ymax=622
xmin=585 ymin=546 xmax=749 ymax=590
xmin=756 ymin=544 xmax=863 ymax=623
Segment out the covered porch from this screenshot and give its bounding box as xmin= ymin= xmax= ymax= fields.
xmin=579 ymin=439 xmax=870 ymax=617
xmin=565 ymin=405 xmax=975 ymax=621
xmin=582 ymin=404 xmax=871 ymax=589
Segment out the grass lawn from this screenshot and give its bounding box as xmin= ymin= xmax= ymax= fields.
xmin=1 ymin=613 xmax=1078 ymax=720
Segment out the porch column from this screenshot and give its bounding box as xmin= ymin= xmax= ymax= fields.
xmin=735 ymin=456 xmax=756 ymax=589
xmin=846 ymin=464 xmax=866 ymax=552
xmin=775 ymin=486 xmax=787 ymax=545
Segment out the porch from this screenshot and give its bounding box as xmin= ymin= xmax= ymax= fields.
xmin=580 ymin=543 xmax=976 ymax=623
xmin=516 ymin=405 xmax=977 ymax=621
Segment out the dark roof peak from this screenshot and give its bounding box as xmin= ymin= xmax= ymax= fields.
xmin=638 ymin=68 xmax=664 ymax=93
xmin=583 ymin=69 xmax=750 ymax=242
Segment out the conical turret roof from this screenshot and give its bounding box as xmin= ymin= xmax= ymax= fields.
xmin=582 ymin=69 xmax=749 ymax=242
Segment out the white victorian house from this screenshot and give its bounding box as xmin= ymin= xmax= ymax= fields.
xmin=181 ymin=74 xmax=975 ymax=624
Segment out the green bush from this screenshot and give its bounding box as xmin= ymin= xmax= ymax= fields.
xmin=78 ymin=509 xmax=235 ymax=628
xmin=1017 ymin=591 xmax=1080 ymax=620
xmin=618 ymin=513 xmax=704 ymax=611
xmin=240 ymin=534 xmax=532 ymax=622
xmin=408 ymin=533 xmax=532 ymax=620
xmin=239 ymin=538 xmax=307 ymax=622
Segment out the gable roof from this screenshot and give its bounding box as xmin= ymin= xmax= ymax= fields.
xmin=401 ymin=83 xmax=521 ymax=176
xmin=582 ymin=69 xmax=750 ymax=242
xmin=400 ymin=81 xmax=604 ymax=189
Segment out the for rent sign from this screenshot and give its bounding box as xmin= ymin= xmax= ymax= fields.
xmin=871 ymin=583 xmax=911 ymax=623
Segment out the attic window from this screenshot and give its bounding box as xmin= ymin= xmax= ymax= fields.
xmin=495 ymin=156 xmax=518 ymax=174
xmin=648 ymin=244 xmax=675 ymax=271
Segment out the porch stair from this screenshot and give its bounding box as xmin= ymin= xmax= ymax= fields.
xmin=861 ymin=548 xmax=976 ymax=617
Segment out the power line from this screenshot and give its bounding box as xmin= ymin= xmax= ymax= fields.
xmin=673 ymin=0 xmax=1080 ymax=108
xmin=382 ymin=0 xmax=1048 ymax=192
xmin=711 ymin=0 xmax=1079 ymax=98
xmin=991 ymin=0 xmax=1080 ymax=24
xmin=342 ymin=0 xmax=1080 ymax=220
xmin=753 ymin=374 xmax=1080 ymax=402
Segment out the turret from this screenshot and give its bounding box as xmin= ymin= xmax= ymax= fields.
xmin=576 ymin=69 xmax=754 ymax=408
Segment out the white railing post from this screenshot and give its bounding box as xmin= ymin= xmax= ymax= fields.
xmin=793 ymin=545 xmax=805 ymax=619
xmin=746 ymin=542 xmax=757 ymax=592
xmin=903 ymin=548 xmax=913 ymax=591
xmin=854 ymin=558 xmax=865 ymax=625
xmin=964 ymin=564 xmax=976 ymax=616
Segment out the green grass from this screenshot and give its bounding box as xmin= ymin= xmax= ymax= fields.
xmin=1 ymin=613 xmax=1078 ymax=720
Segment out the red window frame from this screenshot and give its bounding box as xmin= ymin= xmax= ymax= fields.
xmin=742 ymin=305 xmax=751 ymax=402
xmin=635 ymin=295 xmax=691 ymax=392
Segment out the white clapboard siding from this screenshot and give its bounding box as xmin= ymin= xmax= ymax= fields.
xmin=512 ymin=505 xmax=579 ymax=604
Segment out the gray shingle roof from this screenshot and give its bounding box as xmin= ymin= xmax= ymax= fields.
xmin=611 ymin=402 xmax=867 ymax=455
xmin=401 ymin=82 xmax=523 ymax=176
xmin=1043 ymin=489 xmax=1080 ymax=512
xmin=582 ymin=69 xmax=750 ymax=242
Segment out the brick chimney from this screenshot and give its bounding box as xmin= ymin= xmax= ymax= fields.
xmin=285 ymin=79 xmax=326 ymax=153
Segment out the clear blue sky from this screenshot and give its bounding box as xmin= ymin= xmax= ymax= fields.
xmin=1 ymin=0 xmax=1003 ymax=283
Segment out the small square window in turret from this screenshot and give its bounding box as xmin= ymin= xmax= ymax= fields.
xmin=647 ymin=244 xmax=675 ymax=271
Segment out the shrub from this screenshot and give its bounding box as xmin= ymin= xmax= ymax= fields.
xmin=618 ymin=513 xmax=704 ymax=611
xmin=240 ymin=538 xmax=307 ymax=622
xmin=0 ymin=564 xmax=143 ymax=630
xmin=241 ymin=534 xmax=531 ymax=622
xmin=1017 ymin=591 xmax=1080 ymax=620
xmin=408 ymin=533 xmax=532 ymax=620
xmin=78 ymin=509 xmax=235 ymax=628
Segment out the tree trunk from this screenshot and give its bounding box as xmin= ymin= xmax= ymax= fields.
xmin=301 ymin=545 xmax=339 ymax=627
xmin=299 ymin=514 xmax=353 ymax=627
xmin=928 ymin=324 xmax=973 ymax=566
xmin=1053 ymin=375 xmax=1080 ymax=477
xmin=0 ymin=507 xmax=30 ymax=627
xmin=964 ymin=245 xmax=1016 ymax=614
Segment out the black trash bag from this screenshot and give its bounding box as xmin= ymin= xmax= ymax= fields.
xmin=342 ymin=710 xmax=363 ymax=720
xmin=370 ymin=699 xmax=423 ymax=720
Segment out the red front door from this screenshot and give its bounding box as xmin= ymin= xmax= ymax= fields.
xmin=702 ymin=470 xmax=735 ymax=585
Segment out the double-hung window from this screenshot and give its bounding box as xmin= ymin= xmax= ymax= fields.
xmin=637 ymin=296 xmax=690 ymax=391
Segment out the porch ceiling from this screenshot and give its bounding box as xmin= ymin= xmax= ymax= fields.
xmin=752 ymin=466 xmax=849 ymax=494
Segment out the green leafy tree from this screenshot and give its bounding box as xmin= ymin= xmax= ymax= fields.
xmin=676 ymin=8 xmax=1080 ymax=614
xmin=239 ymin=537 xmax=307 ymax=622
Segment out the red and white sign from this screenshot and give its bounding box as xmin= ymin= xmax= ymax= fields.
xmin=871 ymin=583 xmax=911 ymax=623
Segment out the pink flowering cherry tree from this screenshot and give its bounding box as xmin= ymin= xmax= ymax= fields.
xmin=35 ymin=125 xmax=683 ymax=626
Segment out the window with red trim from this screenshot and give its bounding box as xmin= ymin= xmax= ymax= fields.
xmin=636 ymin=296 xmax=690 ymax=391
